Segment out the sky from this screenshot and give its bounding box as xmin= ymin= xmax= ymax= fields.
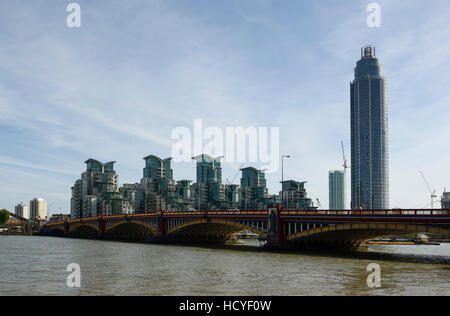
xmin=1 ymin=0 xmax=450 ymax=215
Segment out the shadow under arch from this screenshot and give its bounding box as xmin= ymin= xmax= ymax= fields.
xmin=167 ymin=218 xmax=266 ymax=243
xmin=285 ymin=223 xmax=450 ymax=251
xmin=69 ymin=222 xmax=99 ymax=233
xmin=104 ymin=220 xmax=157 ymax=240
xmin=70 ymin=224 xmax=99 ymax=238
xmin=47 ymin=227 xmax=65 ymax=236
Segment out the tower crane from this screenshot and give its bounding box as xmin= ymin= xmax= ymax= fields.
xmin=341 ymin=141 xmax=349 ymax=173
xmin=419 ymin=170 xmax=437 ymax=209
xmin=316 ymin=198 xmax=322 ymax=209
xmin=226 ymin=164 xmax=244 ymax=185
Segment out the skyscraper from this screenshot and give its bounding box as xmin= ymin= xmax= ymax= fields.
xmin=15 ymin=202 xmax=29 ymax=219
xmin=329 ymin=170 xmax=345 ymax=210
xmin=442 ymin=190 xmax=450 ymax=209
xmin=30 ymin=198 xmax=47 ymax=219
xmin=351 ymin=46 xmax=389 ymax=209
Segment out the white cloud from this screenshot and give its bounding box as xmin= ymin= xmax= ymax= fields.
xmin=1 ymin=1 xmax=450 ymax=213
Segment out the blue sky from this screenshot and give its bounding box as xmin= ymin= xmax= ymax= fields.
xmin=1 ymin=0 xmax=450 ymax=214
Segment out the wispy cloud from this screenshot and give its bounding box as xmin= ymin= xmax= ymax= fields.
xmin=0 ymin=0 xmax=449 ymax=213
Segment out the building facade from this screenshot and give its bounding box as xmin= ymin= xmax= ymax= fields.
xmin=69 ymin=154 xmax=319 ymax=217
xmin=139 ymin=155 xmax=180 ymax=212
xmin=191 ymin=155 xmax=225 ymax=210
xmin=15 ymin=202 xmax=29 ymax=219
xmin=351 ymin=46 xmax=389 ymax=209
xmin=281 ymin=180 xmax=317 ymax=210
xmin=30 ymin=198 xmax=47 ymax=219
xmin=442 ymin=191 xmax=450 ymax=209
xmin=329 ymin=170 xmax=346 ymax=210
xmin=70 ymin=159 xmax=133 ymax=219
xmin=240 ymin=167 xmax=268 ymax=210
xmin=49 ymin=214 xmax=70 ymax=222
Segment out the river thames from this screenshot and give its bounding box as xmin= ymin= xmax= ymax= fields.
xmin=0 ymin=236 xmax=449 ymax=296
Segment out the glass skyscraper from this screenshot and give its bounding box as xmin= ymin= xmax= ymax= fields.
xmin=329 ymin=170 xmax=345 ymax=210
xmin=350 ymin=46 xmax=389 ymax=209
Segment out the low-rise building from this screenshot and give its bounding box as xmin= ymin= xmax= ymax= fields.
xmin=49 ymin=214 xmax=70 ymax=222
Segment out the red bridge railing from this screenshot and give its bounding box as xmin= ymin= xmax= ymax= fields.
xmin=282 ymin=209 xmax=450 ymax=216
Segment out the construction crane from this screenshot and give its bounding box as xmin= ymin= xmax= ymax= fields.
xmin=341 ymin=141 xmax=349 ymax=172
xmin=226 ymin=164 xmax=244 ymax=185
xmin=316 ymin=198 xmax=322 ymax=209
xmin=419 ymin=170 xmax=437 ymax=209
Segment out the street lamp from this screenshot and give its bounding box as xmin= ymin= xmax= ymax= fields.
xmin=281 ymin=155 xmax=290 ymax=209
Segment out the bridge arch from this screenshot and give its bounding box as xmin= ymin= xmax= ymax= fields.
xmin=167 ymin=218 xmax=266 ymax=242
xmin=70 ymin=224 xmax=99 ymax=238
xmin=285 ymin=223 xmax=450 ymax=250
xmin=69 ymin=223 xmax=99 ymax=234
xmin=104 ymin=220 xmax=157 ymax=240
xmin=47 ymin=226 xmax=65 ymax=236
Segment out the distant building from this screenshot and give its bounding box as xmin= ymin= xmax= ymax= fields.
xmin=70 ymin=159 xmax=133 ymax=219
xmin=192 ymin=155 xmax=225 ymax=210
xmin=143 ymin=155 xmax=173 ymax=179
xmin=120 ymin=155 xmax=195 ymax=213
xmin=351 ymin=46 xmax=389 ymax=209
xmin=69 ymin=154 xmax=321 ymax=215
xmin=281 ymin=180 xmax=316 ymax=210
xmin=442 ymin=191 xmax=450 ymax=209
xmin=225 ymin=184 xmax=240 ymax=210
xmin=49 ymin=214 xmax=70 ymax=222
xmin=30 ymin=198 xmax=47 ymax=219
xmin=14 ymin=202 xmax=29 ymax=219
xmin=140 ymin=155 xmax=180 ymax=212
xmin=176 ymin=180 xmax=196 ymax=211
xmin=329 ymin=170 xmax=346 ymax=210
xmin=240 ymin=167 xmax=268 ymax=210
xmin=120 ymin=183 xmax=144 ymax=213
xmin=194 ymin=154 xmax=222 ymax=184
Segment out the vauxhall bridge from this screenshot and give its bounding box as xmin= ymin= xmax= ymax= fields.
xmin=44 ymin=207 xmax=450 ymax=250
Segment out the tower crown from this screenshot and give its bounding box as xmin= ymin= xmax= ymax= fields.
xmin=361 ymin=45 xmax=375 ymax=58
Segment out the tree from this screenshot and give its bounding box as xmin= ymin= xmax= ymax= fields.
xmin=0 ymin=209 xmax=10 ymax=226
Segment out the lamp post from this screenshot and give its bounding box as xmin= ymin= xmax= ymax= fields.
xmin=281 ymin=155 xmax=290 ymax=209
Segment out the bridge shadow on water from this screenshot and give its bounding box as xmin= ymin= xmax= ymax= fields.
xmin=44 ymin=235 xmax=450 ymax=266
xmin=141 ymin=239 xmax=450 ymax=266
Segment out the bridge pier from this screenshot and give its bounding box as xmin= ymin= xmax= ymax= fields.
xmin=158 ymin=213 xmax=167 ymax=240
xmin=265 ymin=206 xmax=287 ymax=249
xmin=64 ymin=221 xmax=70 ymax=236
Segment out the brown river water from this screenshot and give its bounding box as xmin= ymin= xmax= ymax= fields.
xmin=0 ymin=236 xmax=449 ymax=295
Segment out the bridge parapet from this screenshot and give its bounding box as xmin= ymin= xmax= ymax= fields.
xmin=282 ymin=209 xmax=450 ymax=216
